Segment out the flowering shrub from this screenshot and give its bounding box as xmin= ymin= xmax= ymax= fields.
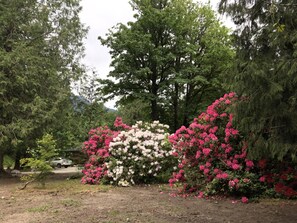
xmin=113 ymin=116 xmax=131 ymax=131
xmin=82 ymin=118 xmax=176 ymax=186
xmin=106 ymin=121 xmax=174 ymax=186
xmin=81 ymin=126 xmax=116 ymax=184
xmin=257 ymin=161 xmax=297 ymax=198
xmin=169 ymin=93 xmax=264 ymax=197
xmin=169 ymin=92 xmax=297 ymax=199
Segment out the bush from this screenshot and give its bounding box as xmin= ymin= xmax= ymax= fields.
xmin=106 ymin=121 xmax=175 ymax=186
xmin=4 ymin=155 xmax=14 ymax=169
xmin=169 ymin=92 xmax=297 ymax=199
xmin=170 ymin=93 xmax=256 ymax=196
xmin=81 ymin=126 xmax=115 ymax=184
xmin=257 ymin=160 xmax=297 ymax=198
xmin=81 ymin=118 xmax=176 ymax=186
xmin=20 ymin=134 xmax=58 ymax=188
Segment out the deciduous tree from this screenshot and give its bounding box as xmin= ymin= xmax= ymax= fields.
xmin=98 ymin=0 xmax=233 ymax=131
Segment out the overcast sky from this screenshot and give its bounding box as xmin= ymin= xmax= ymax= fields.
xmin=78 ymin=0 xmax=231 ymax=108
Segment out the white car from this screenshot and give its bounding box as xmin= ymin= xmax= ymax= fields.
xmin=50 ymin=157 xmax=73 ymax=168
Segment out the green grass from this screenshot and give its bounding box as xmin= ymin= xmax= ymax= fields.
xmin=61 ymin=199 xmax=81 ymax=207
xmin=108 ymin=210 xmax=120 ymax=217
xmin=24 ymin=178 xmax=112 ymax=194
xmin=27 ymin=205 xmax=51 ymax=213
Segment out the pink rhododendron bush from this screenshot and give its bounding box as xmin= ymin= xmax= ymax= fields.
xmin=82 ymin=118 xmax=176 ymax=186
xmin=169 ymin=93 xmax=297 ymax=199
xmin=81 ymin=117 xmax=128 ymax=184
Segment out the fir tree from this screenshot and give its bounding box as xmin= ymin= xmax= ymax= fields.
xmin=0 ymin=0 xmax=87 ymax=172
xmin=219 ymin=0 xmax=297 ymax=161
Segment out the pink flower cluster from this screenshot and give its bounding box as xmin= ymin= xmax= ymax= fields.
xmin=169 ymin=93 xmax=255 ymax=196
xmin=169 ymin=93 xmax=297 ymax=199
xmin=81 ymin=117 xmax=130 ymax=184
xmin=114 ymin=117 xmax=131 ymax=131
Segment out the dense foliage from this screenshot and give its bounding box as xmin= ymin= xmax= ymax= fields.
xmin=81 ymin=125 xmax=115 ymax=184
xmin=20 ymin=134 xmax=58 ymax=187
xmin=0 ymin=0 xmax=87 ymax=172
xmin=98 ymin=0 xmax=233 ymax=131
xmin=169 ymin=93 xmax=297 ymax=200
xmin=107 ymin=121 xmax=174 ymax=186
xmin=219 ymin=0 xmax=297 ymax=161
xmin=81 ymin=118 xmax=176 ymax=185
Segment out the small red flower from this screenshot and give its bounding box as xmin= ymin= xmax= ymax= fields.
xmin=241 ymin=197 xmax=248 ymax=203
xmin=258 ymin=159 xmax=267 ymax=169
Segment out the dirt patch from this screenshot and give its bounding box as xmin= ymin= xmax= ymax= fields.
xmin=0 ymin=174 xmax=296 ymax=223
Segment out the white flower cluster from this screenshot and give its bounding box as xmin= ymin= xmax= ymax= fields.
xmin=118 ymin=179 xmax=130 ymax=187
xmin=106 ymin=121 xmax=172 ymax=186
xmin=133 ymin=120 xmax=170 ymax=134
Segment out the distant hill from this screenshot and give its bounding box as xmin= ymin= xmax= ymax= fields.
xmin=70 ymin=94 xmax=117 ymax=113
xmin=70 ymin=94 xmax=90 ymax=112
xmin=105 ymin=107 xmax=117 ymax=113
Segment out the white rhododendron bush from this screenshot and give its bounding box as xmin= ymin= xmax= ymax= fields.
xmin=82 ymin=118 xmax=176 ymax=186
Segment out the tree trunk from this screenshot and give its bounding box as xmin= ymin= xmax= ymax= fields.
xmin=151 ymin=99 xmax=158 ymax=121
xmin=183 ymin=84 xmax=190 ymax=127
xmin=0 ymin=149 xmax=5 ymax=173
xmin=173 ymin=82 xmax=179 ymax=131
xmin=14 ymin=149 xmax=21 ymax=170
xmin=151 ymin=70 xmax=159 ymax=121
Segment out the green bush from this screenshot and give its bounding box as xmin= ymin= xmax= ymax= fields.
xmin=20 ymin=134 xmax=58 ymax=187
xmin=3 ymin=155 xmax=14 ymax=169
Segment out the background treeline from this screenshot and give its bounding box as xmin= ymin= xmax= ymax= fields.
xmin=0 ymin=0 xmax=115 ymax=172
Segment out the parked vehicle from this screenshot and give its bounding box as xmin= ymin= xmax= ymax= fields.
xmin=50 ymin=157 xmax=73 ymax=168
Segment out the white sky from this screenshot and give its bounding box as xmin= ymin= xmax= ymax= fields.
xmin=78 ymin=0 xmax=232 ymax=108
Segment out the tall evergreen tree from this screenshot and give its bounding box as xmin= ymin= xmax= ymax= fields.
xmin=0 ymin=0 xmax=87 ymax=172
xmin=219 ymin=0 xmax=297 ymax=161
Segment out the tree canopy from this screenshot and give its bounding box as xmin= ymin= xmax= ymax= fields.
xmin=219 ymin=0 xmax=297 ymax=161
xmin=98 ymin=0 xmax=234 ymax=131
xmin=0 ymin=0 xmax=87 ymax=172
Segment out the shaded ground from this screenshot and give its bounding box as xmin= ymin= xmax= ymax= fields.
xmin=0 ymin=173 xmax=296 ymax=223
